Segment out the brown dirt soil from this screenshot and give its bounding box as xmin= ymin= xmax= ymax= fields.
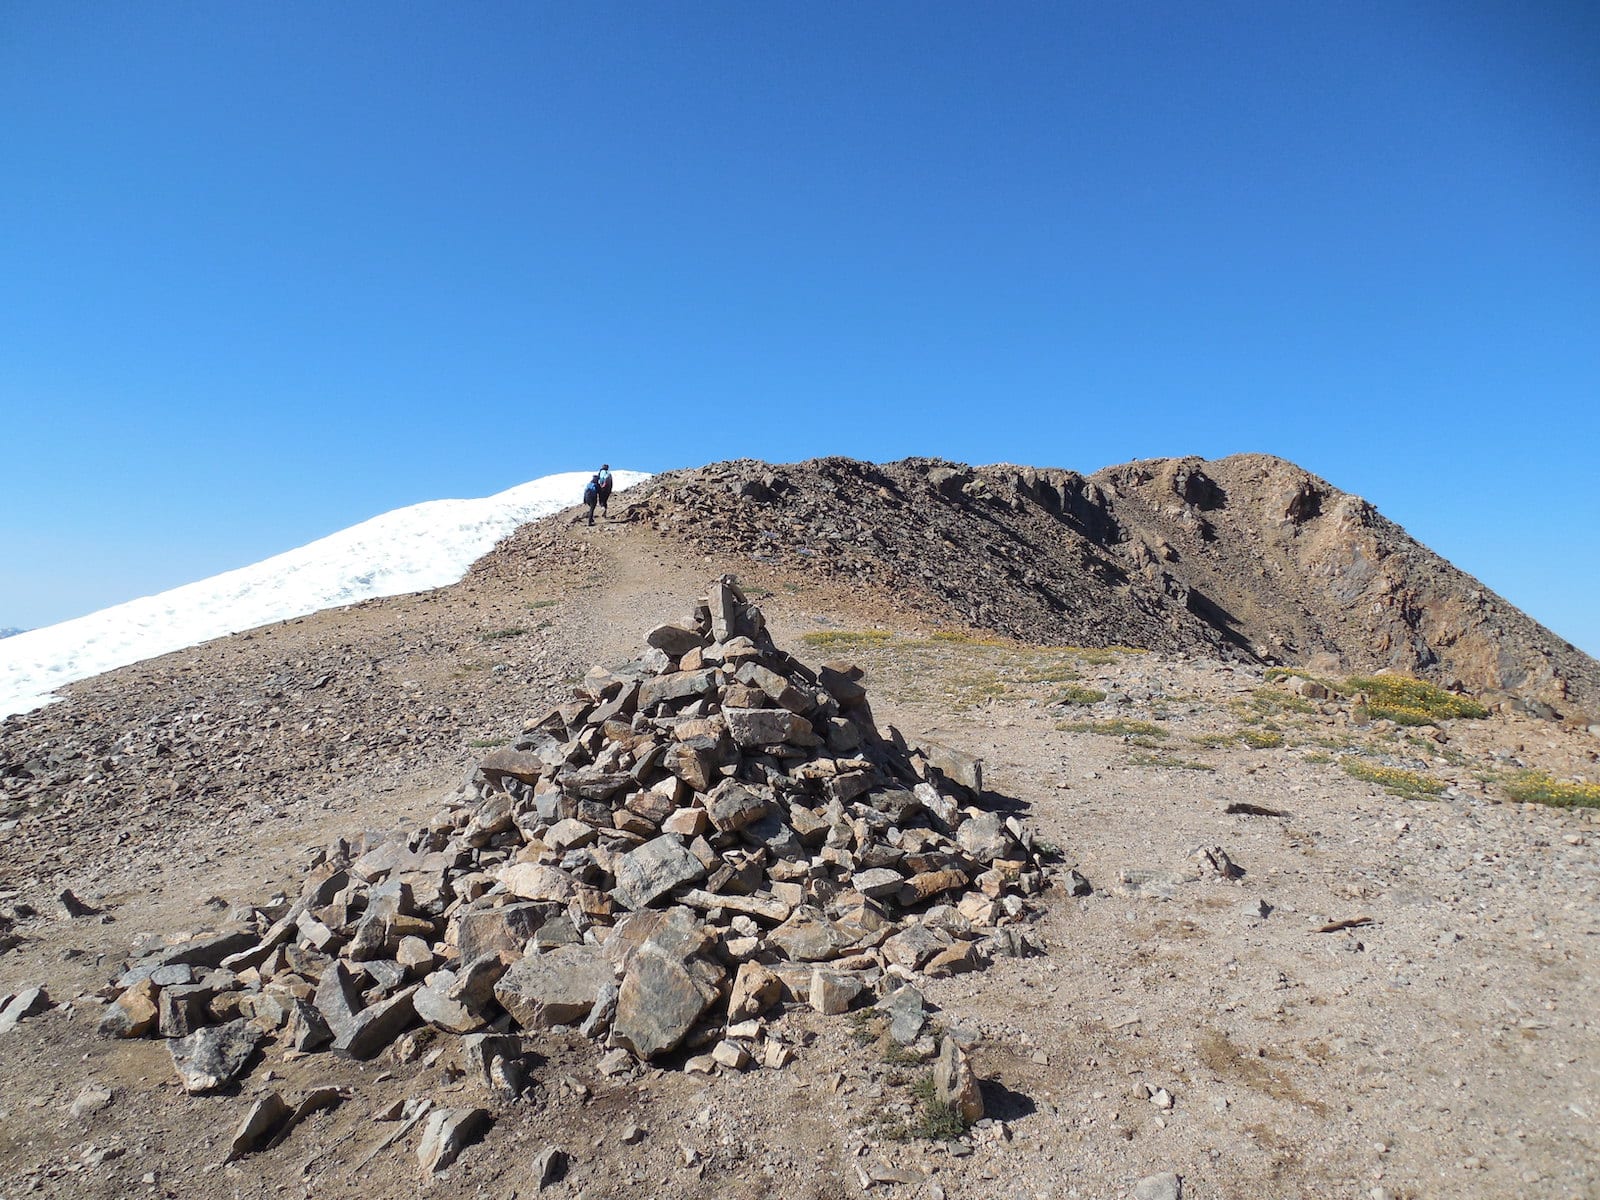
xmin=1 ymin=491 xmax=1598 ymax=1200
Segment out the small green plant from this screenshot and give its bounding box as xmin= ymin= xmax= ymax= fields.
xmin=1053 ymin=685 xmax=1106 ymax=706
xmin=1502 ymin=771 xmax=1600 ymax=809
xmin=467 ymin=737 xmax=509 ymax=748
xmin=1128 ymin=752 xmax=1215 ymax=772
xmin=1344 ymin=675 xmax=1488 ymax=725
xmin=1057 ymin=718 xmax=1169 ymax=739
xmin=908 ymin=1074 xmax=969 ymax=1141
xmin=1340 ymin=757 xmax=1445 ymax=798
xmin=845 ymin=1009 xmax=879 ymax=1047
xmin=1304 ymin=751 xmax=1332 ymax=764
xmin=1239 ymin=728 xmax=1286 ymax=749
xmin=925 ymin=630 xmax=1012 ymax=647
xmin=1246 ymin=688 xmax=1316 ymax=716
xmin=882 ymin=1040 xmax=924 ymax=1066
xmin=1188 ymin=731 xmax=1236 ymax=749
xmin=480 ymin=627 xmax=527 ymax=641
xmin=801 ymin=630 xmax=894 ymax=650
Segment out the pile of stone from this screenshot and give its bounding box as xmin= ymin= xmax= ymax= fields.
xmin=98 ymin=579 xmax=1050 ymax=1093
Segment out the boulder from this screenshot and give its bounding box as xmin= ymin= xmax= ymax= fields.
xmin=495 ymin=944 xmax=614 ymax=1029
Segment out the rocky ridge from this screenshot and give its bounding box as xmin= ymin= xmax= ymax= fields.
xmin=92 ymin=580 xmax=1045 ymax=1122
xmin=558 ymin=454 xmax=1599 ymax=714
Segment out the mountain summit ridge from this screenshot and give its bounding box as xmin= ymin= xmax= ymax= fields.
xmin=570 ymin=453 xmax=1596 ymax=714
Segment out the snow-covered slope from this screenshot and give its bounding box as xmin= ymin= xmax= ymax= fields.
xmin=0 ymin=470 xmax=648 ymax=719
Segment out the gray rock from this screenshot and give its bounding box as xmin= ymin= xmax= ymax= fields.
xmin=1134 ymin=1173 xmax=1182 ymax=1200
xmin=882 ymin=925 xmax=951 ymax=971
xmin=331 ymin=985 xmax=419 ymax=1059
xmin=877 ymin=984 xmax=927 ymax=1045
xmin=579 ymin=980 xmax=618 ymax=1038
xmin=417 ymin=1107 xmax=491 ymax=1174
xmin=645 ymin=623 xmax=704 ymax=656
xmin=534 ymin=1146 xmax=569 ymax=1190
xmin=852 ymin=868 xmax=904 ymax=898
xmin=0 ymin=986 xmax=50 ymax=1033
xmin=227 ymin=1092 xmax=291 ymax=1160
xmin=933 ymin=1035 xmax=984 ymax=1123
xmin=703 ymin=781 xmax=771 ymax=832
xmin=169 ymin=1019 xmax=262 ymax=1094
xmin=610 ymin=915 xmax=724 ymax=1060
xmin=452 ymin=902 xmax=560 ymax=962
xmin=767 ymin=908 xmax=858 ymax=962
xmin=638 ymin=669 xmax=720 ymax=710
xmin=68 ymin=1084 xmax=114 ymax=1119
xmin=920 ymin=739 xmax=983 ymax=794
xmin=611 ymin=836 xmax=707 ymax=910
xmin=284 ymin=999 xmax=332 ymax=1051
xmin=495 ymin=944 xmax=614 ymax=1029
xmin=723 ymin=708 xmax=816 ymax=748
xmin=143 ymin=931 xmax=258 ymax=972
xmin=461 ymin=1033 xmax=527 ymax=1095
xmin=809 ymin=969 xmax=865 ymax=1015
xmin=413 ymin=985 xmax=487 ymax=1034
xmin=955 ymin=812 xmax=1016 ymax=863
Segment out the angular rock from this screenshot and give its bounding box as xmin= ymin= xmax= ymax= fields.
xmin=495 ymin=944 xmax=614 ymax=1030
xmin=646 ymin=623 xmax=704 ymax=656
xmin=921 ymin=739 xmax=983 ymax=794
xmin=956 ymin=812 xmax=1016 ymax=863
xmin=638 ymin=669 xmax=720 ymax=711
xmin=611 ymin=836 xmax=707 ymax=910
xmin=452 ymin=902 xmax=559 ymax=962
xmin=534 ymin=1146 xmax=569 ymax=1190
xmin=331 ymin=986 xmax=418 ymax=1059
xmin=227 ymin=1091 xmax=292 ymax=1160
xmin=877 ymin=984 xmax=927 ymax=1045
xmin=809 ymin=969 xmax=865 ymax=1015
xmin=767 ymin=908 xmax=858 ymax=962
xmin=499 ymin=864 xmax=578 ymax=904
xmin=610 ymin=916 xmax=725 ymax=1060
xmin=897 ymin=868 xmax=968 ymax=907
xmin=284 ymin=999 xmax=332 ymax=1051
xmin=934 ymin=1035 xmax=984 ymax=1123
xmin=703 ymin=781 xmax=771 ymax=833
xmin=414 ymin=985 xmax=487 ymax=1034
xmin=852 ymin=868 xmax=904 ymax=898
xmin=169 ymin=1019 xmax=262 ymax=1094
xmin=723 ymin=708 xmax=816 ymax=748
xmin=882 ymin=925 xmax=951 ymax=971
xmin=417 ymin=1107 xmax=491 ymax=1174
xmin=727 ymin=962 xmax=782 ymax=1021
xmin=99 ymin=980 xmax=158 ymax=1039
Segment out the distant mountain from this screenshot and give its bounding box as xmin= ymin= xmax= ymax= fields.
xmin=0 ymin=628 xmax=24 ymax=639
xmin=0 ymin=471 xmax=648 ymax=718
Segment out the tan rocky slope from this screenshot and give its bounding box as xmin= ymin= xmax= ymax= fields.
xmin=565 ymin=454 xmax=1598 ymax=715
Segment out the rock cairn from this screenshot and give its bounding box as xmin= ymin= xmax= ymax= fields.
xmin=99 ymin=579 xmax=1050 ymax=1092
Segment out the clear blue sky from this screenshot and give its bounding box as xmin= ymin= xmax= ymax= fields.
xmin=2 ymin=3 xmax=1597 ymax=654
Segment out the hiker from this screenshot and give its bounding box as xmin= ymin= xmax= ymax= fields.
xmin=582 ymin=474 xmax=600 ymax=526
xmin=596 ymin=465 xmax=614 ymax=515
